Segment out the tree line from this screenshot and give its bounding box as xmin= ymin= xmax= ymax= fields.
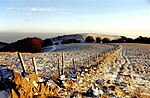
xmin=0 ymin=35 xmax=150 ymax=53
xmin=85 ymin=36 xmax=150 ymax=44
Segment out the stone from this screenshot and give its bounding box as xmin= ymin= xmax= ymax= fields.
xmin=108 ymin=86 xmax=115 ymax=91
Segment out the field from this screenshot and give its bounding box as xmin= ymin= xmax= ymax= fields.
xmin=0 ymin=43 xmax=116 ymax=78
xmin=0 ymin=43 xmax=150 ymax=97
xmin=122 ymin=43 xmax=150 ymax=66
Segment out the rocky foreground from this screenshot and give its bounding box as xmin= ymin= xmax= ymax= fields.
xmin=0 ymin=43 xmax=150 ymax=98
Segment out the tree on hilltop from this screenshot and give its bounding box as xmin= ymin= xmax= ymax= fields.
xmin=102 ymin=38 xmax=110 ymax=43
xmin=43 ymin=39 xmax=53 ymax=47
xmin=0 ymin=37 xmax=44 ymax=53
xmin=96 ymin=37 xmax=102 ymax=43
xmin=85 ymin=36 xmax=95 ymax=43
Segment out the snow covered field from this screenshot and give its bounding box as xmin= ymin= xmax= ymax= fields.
xmin=0 ymin=43 xmax=150 ymax=97
xmin=121 ymin=43 xmax=150 ymax=67
xmin=0 ymin=43 xmax=116 ymax=78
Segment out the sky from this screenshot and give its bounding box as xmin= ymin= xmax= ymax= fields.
xmin=0 ymin=0 xmax=150 ymax=38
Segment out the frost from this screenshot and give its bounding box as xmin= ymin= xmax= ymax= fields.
xmin=33 ymin=80 xmax=38 ymax=88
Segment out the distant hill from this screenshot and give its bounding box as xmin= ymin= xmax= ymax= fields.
xmin=0 ymin=41 xmax=8 ymax=45
xmin=0 ymin=41 xmax=8 ymax=49
xmin=49 ymin=33 xmax=121 ymax=44
xmin=0 ymin=33 xmax=121 ymax=52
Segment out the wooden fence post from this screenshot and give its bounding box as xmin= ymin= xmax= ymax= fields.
xmin=96 ymin=54 xmax=99 ymax=62
xmin=81 ymin=58 xmax=84 ymax=67
xmin=95 ymin=54 xmax=98 ymax=66
xmin=18 ymin=52 xmax=26 ymax=73
xmin=57 ymin=58 xmax=61 ymax=77
xmin=32 ymin=57 xmax=38 ymax=75
xmin=61 ymin=53 xmax=64 ymax=75
xmin=88 ymin=55 xmax=91 ymax=66
xmin=72 ymin=59 xmax=76 ymax=72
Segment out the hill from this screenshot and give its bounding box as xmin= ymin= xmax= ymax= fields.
xmin=50 ymin=33 xmax=121 ymax=44
xmin=0 ymin=33 xmax=121 ymax=52
xmin=0 ymin=41 xmax=8 ymax=49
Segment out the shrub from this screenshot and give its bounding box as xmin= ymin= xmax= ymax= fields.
xmin=67 ymin=39 xmax=80 ymax=43
xmin=96 ymin=37 xmax=102 ymax=43
xmin=61 ymin=39 xmax=80 ymax=44
xmin=43 ymin=39 xmax=53 ymax=47
xmin=61 ymin=40 xmax=69 ymax=44
xmin=85 ymin=36 xmax=95 ymax=43
xmin=102 ymin=38 xmax=110 ymax=43
xmin=15 ymin=37 xmax=44 ymax=53
xmin=0 ymin=37 xmax=44 ymax=53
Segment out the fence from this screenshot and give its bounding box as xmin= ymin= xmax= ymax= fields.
xmin=17 ymin=45 xmax=121 ymax=79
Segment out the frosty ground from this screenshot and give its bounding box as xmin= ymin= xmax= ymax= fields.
xmin=0 ymin=43 xmax=150 ymax=97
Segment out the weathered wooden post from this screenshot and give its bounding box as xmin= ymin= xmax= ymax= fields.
xmin=96 ymin=54 xmax=99 ymax=66
xmin=32 ymin=57 xmax=38 ymax=75
xmin=18 ymin=52 xmax=26 ymax=73
xmin=88 ymin=55 xmax=91 ymax=66
xmin=96 ymin=54 xmax=98 ymax=62
xmin=57 ymin=58 xmax=61 ymax=77
xmin=61 ymin=53 xmax=64 ymax=75
xmin=72 ymin=59 xmax=76 ymax=72
xmin=81 ymin=58 xmax=84 ymax=67
xmin=126 ymin=49 xmax=127 ymax=56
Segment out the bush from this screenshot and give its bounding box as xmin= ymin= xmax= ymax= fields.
xmin=85 ymin=36 xmax=95 ymax=43
xmin=43 ymin=39 xmax=53 ymax=47
xmin=61 ymin=40 xmax=69 ymax=44
xmin=67 ymin=39 xmax=80 ymax=43
xmin=102 ymin=38 xmax=110 ymax=43
xmin=111 ymin=36 xmax=134 ymax=43
xmin=133 ymin=36 xmax=150 ymax=44
xmin=96 ymin=37 xmax=102 ymax=43
xmin=15 ymin=37 xmax=44 ymax=53
xmin=0 ymin=37 xmax=44 ymax=53
xmin=61 ymin=39 xmax=80 ymax=44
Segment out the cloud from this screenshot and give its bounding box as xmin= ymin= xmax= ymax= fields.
xmin=59 ymin=11 xmax=71 ymax=15
xmin=6 ymin=7 xmax=71 ymax=15
xmin=28 ymin=7 xmax=55 ymax=12
xmin=6 ymin=7 xmax=21 ymax=10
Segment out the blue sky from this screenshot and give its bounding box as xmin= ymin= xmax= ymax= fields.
xmin=0 ymin=0 xmax=150 ymax=37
